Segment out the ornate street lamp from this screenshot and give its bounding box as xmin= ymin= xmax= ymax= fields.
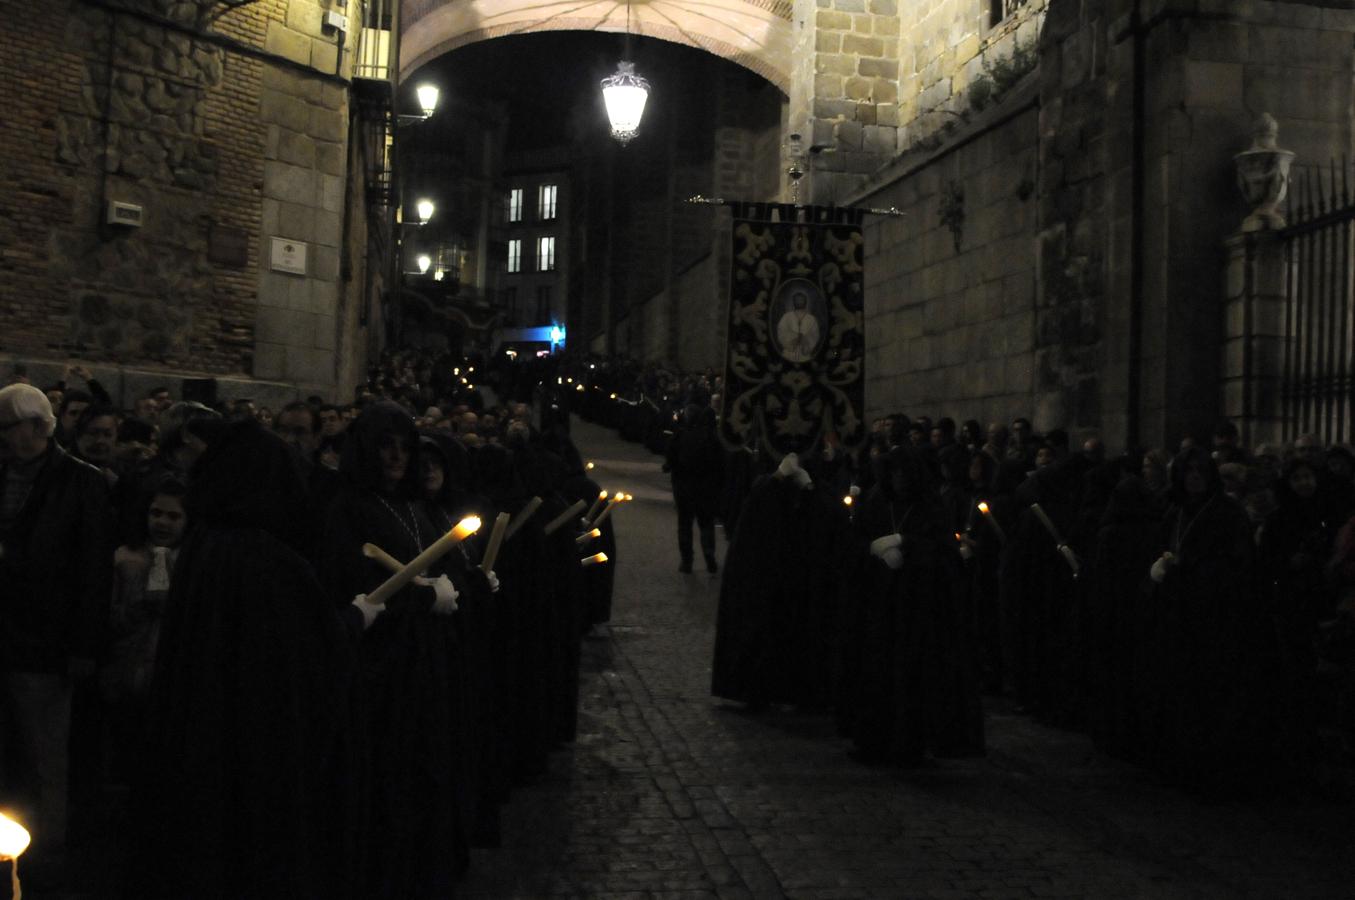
xmin=415 ymin=198 xmax=434 ymax=225
xmin=601 ymin=2 xmax=649 ymax=144
xmin=415 ymin=84 xmax=440 ymax=119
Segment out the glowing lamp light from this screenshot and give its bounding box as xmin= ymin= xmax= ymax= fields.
xmin=550 ymin=324 xmax=566 ymax=346
xmin=0 ymin=809 xmax=31 ymax=898
xmin=0 ymin=811 xmax=30 ymax=860
xmin=601 ymin=61 xmax=650 ymax=144
xmin=416 ymin=254 xmax=431 ymax=274
xmin=415 ymin=198 xmax=435 ymax=224
xmin=415 ymin=83 xmax=440 ymax=118
xmin=567 ymin=377 xmax=573 ymax=383
xmin=433 ymin=268 xmax=445 ymax=281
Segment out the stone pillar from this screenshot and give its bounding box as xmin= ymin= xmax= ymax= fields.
xmin=789 ymin=0 xmax=900 ymax=204
xmin=1221 ymin=230 xmax=1291 ymax=447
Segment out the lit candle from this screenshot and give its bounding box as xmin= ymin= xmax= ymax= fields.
xmin=977 ymin=501 xmax=1007 ymax=545
xmin=0 ymin=810 xmax=29 ymax=900
xmin=364 ymin=517 xmax=480 ymax=607
xmin=581 ymin=552 xmax=609 ymax=567
xmin=543 ymin=499 xmax=587 ymax=536
xmin=479 ymin=511 xmax=511 ymax=573
xmin=576 ymin=527 xmax=602 ymax=546
xmin=586 ymin=461 xmax=595 ymax=470
xmin=503 ymin=496 xmax=543 ymax=541
xmin=843 ymin=495 xmax=853 ymax=507
xmin=584 ymin=490 xmax=608 ymax=522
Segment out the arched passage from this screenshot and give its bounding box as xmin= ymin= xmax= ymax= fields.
xmin=399 ymin=0 xmax=794 ymax=93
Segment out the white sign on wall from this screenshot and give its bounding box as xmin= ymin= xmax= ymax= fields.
xmin=270 ymin=237 xmax=308 ymax=275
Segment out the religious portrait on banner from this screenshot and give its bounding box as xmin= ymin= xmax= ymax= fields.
xmin=720 ymin=211 xmax=866 ymax=458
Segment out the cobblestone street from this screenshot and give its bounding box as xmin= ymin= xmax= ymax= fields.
xmin=459 ymin=419 xmax=1355 ymax=900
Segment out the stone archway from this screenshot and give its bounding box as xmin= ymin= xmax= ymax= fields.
xmin=399 ymin=0 xmax=794 ymax=94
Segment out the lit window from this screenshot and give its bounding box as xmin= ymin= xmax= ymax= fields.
xmin=538 ymin=184 xmax=557 ymax=220
xmin=536 ymin=236 xmax=555 ymax=272
xmin=506 ymin=188 xmax=523 ymax=223
xmin=507 ymin=239 xmax=521 ymax=273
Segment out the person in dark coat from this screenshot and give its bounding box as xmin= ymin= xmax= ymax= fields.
xmin=319 ymin=403 xmax=476 ymax=898
xmin=1260 ymin=456 xmax=1340 ymax=771
xmin=664 ymin=403 xmax=725 ymax=573
xmin=0 ymin=384 xmax=114 ymax=864
xmin=129 ymin=420 xmax=357 ymax=899
xmin=839 ymin=444 xmax=983 ymax=763
xmin=712 ymin=452 xmax=845 ymax=710
xmin=1086 ymin=474 xmax=1163 ymax=762
xmin=1147 ymin=446 xmax=1272 ymax=796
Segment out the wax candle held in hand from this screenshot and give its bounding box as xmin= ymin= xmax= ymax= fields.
xmin=581 ymin=552 xmax=608 ymax=567
xmin=364 ymin=516 xmax=480 ymax=607
xmin=479 ymin=511 xmax=510 ymax=573
xmin=503 ymin=496 xmax=543 ymax=541
xmin=543 ymin=499 xmax=587 ymax=536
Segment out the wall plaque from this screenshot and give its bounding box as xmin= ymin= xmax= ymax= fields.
xmin=270 ymin=237 xmax=308 ymax=275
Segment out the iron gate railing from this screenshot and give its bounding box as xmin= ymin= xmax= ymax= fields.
xmin=1282 ymin=161 xmax=1355 ymax=443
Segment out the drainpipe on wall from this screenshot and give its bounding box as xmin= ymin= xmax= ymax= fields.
xmin=1127 ymin=0 xmax=1146 ymax=449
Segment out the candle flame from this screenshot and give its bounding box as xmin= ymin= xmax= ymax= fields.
xmin=586 ymin=461 xmax=595 ymax=470
xmin=955 ymin=532 xmax=964 ymax=541
xmin=610 ymin=393 xmax=617 ymax=400
xmin=977 ymin=502 xmax=990 ymax=514
xmin=582 ymin=552 xmax=609 ymax=566
xmin=576 ymin=384 xmax=584 ymax=392
xmin=843 ymin=495 xmax=853 ymax=506
xmin=0 ymin=811 xmax=31 ymax=860
xmin=454 ymin=516 xmax=482 ymax=538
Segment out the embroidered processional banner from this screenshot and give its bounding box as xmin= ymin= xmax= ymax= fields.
xmin=720 ymin=205 xmax=866 ymax=457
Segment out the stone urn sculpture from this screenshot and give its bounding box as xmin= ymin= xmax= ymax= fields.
xmin=1234 ymin=112 xmax=1295 ymax=231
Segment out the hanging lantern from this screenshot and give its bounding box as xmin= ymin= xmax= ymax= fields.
xmin=415 ymin=198 xmax=434 ymax=224
xmin=415 ymin=84 xmax=440 ymax=118
xmin=601 ymin=61 xmax=649 ymax=145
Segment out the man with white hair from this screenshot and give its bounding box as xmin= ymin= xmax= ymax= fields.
xmin=0 ymin=384 xmax=114 ymax=865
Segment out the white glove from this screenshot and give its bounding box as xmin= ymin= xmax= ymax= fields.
xmin=351 ymin=594 xmax=384 ymax=630
xmin=775 ymin=453 xmax=801 ymax=479
xmin=849 ymin=485 xmax=861 ymax=498
xmin=790 ymin=466 xmax=813 ymax=490
xmin=485 ymin=570 xmax=500 ymax=594
xmin=958 ymin=543 xmax=974 ymax=561
xmin=869 ymin=533 xmax=903 ymax=558
xmin=1149 ymin=552 xmax=1175 ymax=583
xmin=415 ymin=574 xmax=459 ymax=615
xmin=881 ymin=547 xmax=903 ymax=570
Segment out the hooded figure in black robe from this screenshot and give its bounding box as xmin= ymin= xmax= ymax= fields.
xmin=1259 ymin=456 xmax=1338 ymax=770
xmin=1086 ymin=474 xmax=1162 ymax=762
xmin=711 ymin=452 xmax=845 ymax=709
xmin=1006 ymin=455 xmax=1090 ymax=726
xmin=130 ymin=420 xmax=356 ymax=899
xmin=319 ymin=402 xmax=476 ymax=898
xmin=1147 ymin=446 xmax=1272 ymax=795
xmin=838 ymin=445 xmax=984 ymax=763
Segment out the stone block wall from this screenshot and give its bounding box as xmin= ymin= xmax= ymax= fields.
xmin=896 ymin=0 xmax=1046 ymax=145
xmin=0 ymin=0 xmax=371 ymax=402
xmin=853 ymin=85 xmax=1040 ymax=425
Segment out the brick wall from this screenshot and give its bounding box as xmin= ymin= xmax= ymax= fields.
xmin=0 ymin=0 xmax=371 ymax=400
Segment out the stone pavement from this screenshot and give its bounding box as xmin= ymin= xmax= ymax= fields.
xmin=458 ymin=418 xmax=1355 ymax=900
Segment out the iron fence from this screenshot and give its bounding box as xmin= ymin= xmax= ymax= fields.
xmin=1282 ymin=161 xmax=1355 ymax=443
